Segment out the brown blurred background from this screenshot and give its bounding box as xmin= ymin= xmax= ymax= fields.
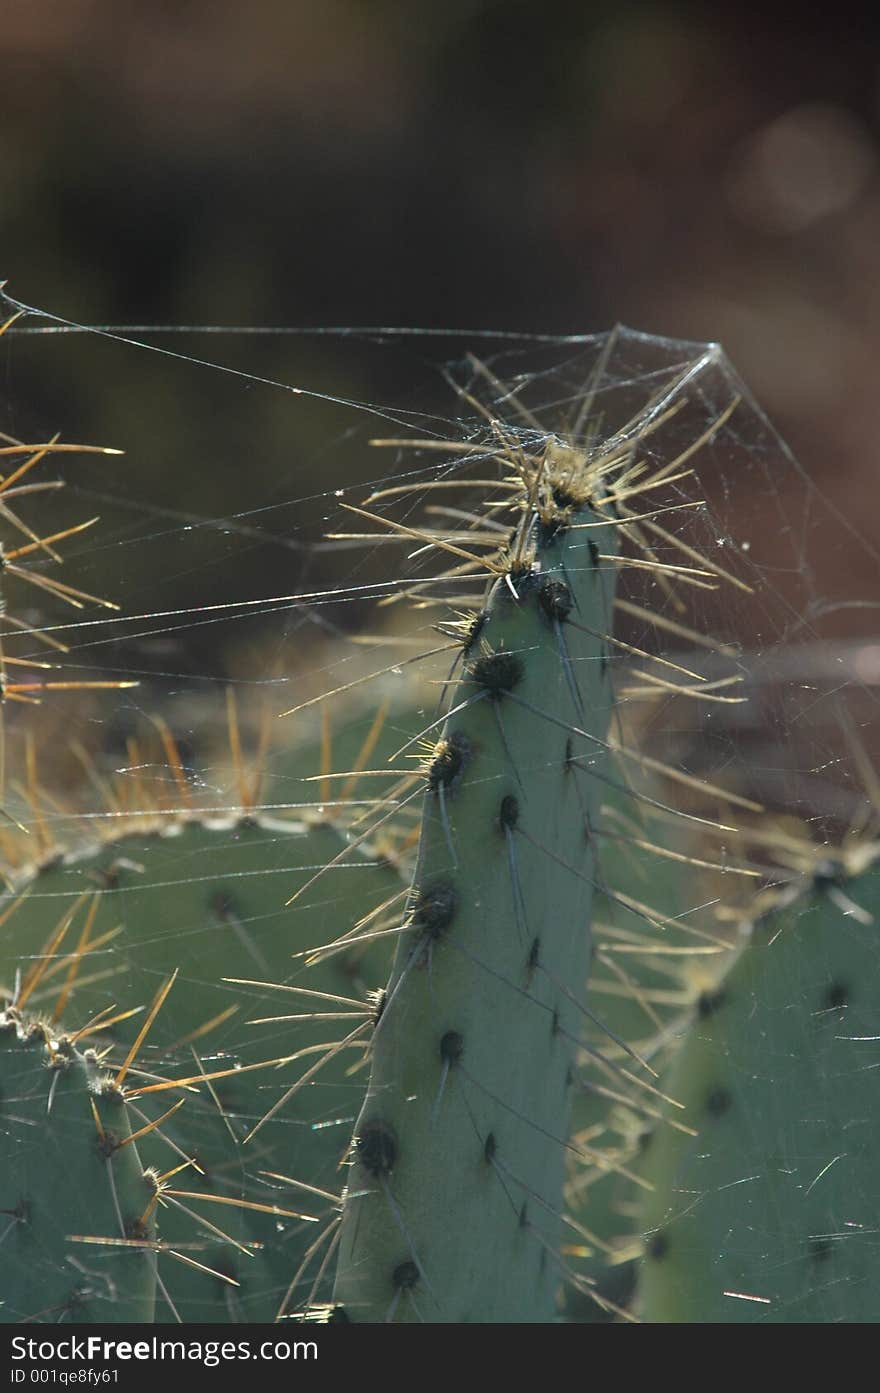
xmin=1 ymin=1 xmax=879 ymax=807
xmin=3 ymin=3 xmax=879 ymax=391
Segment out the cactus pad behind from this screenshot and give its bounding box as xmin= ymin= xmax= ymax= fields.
xmin=639 ymin=848 xmax=880 ymax=1322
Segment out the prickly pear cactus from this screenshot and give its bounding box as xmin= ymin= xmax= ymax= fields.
xmin=0 ymin=813 xmax=394 ymax=1051
xmin=638 ymin=844 xmax=880 ymax=1322
xmin=562 ymin=817 xmax=708 ymax=1321
xmin=0 ymin=812 xmax=404 ymax=1321
xmin=330 ymin=444 xmax=623 ymax=1321
xmin=0 ymin=320 xmax=786 ymax=1326
xmin=0 ymin=1010 xmax=157 ymax=1323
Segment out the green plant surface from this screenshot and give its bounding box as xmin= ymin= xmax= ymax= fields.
xmin=562 ymin=812 xmax=706 ymax=1320
xmin=638 ymin=845 xmax=880 ymax=1322
xmin=0 ymin=328 xmax=786 ymax=1326
xmin=0 ymin=812 xmax=405 ymax=1321
xmin=0 ymin=1011 xmax=157 ymax=1324
xmin=330 ymin=467 xmax=623 ymax=1322
xmin=319 ymin=336 xmax=766 ymax=1323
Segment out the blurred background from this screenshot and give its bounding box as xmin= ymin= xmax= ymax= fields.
xmin=4 ymin=2 xmax=880 ymax=435
xmin=1 ymin=0 xmax=879 ymax=816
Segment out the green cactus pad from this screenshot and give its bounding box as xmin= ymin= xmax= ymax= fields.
xmin=638 ymin=847 xmax=880 ymax=1322
xmin=0 ymin=813 xmax=404 ymax=1321
xmin=331 ymin=478 xmax=622 ymax=1322
xmin=0 ymin=1011 xmax=157 ymax=1323
xmin=563 ymin=787 xmax=742 ymax=1320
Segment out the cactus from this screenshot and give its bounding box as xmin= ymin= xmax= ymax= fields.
xmin=0 ymin=807 xmax=405 ymax=1320
xmin=267 ymin=689 xmax=713 ymax=1321
xmin=562 ymin=765 xmax=764 ymax=1320
xmin=0 ymin=1008 xmax=158 ymax=1323
xmin=317 ymin=341 xmax=765 ymax=1321
xmin=0 ymin=812 xmax=398 ymax=1050
xmin=325 ymin=408 xmax=634 ymax=1322
xmin=4 ymin=318 xmax=819 ymax=1326
xmin=265 ymin=686 xmax=725 ymax=1320
xmin=562 ymin=817 xmax=709 ymax=1320
xmin=637 ymin=843 xmax=880 ymax=1322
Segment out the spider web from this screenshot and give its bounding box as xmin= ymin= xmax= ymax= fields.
xmin=0 ymin=287 xmax=878 ymax=1324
